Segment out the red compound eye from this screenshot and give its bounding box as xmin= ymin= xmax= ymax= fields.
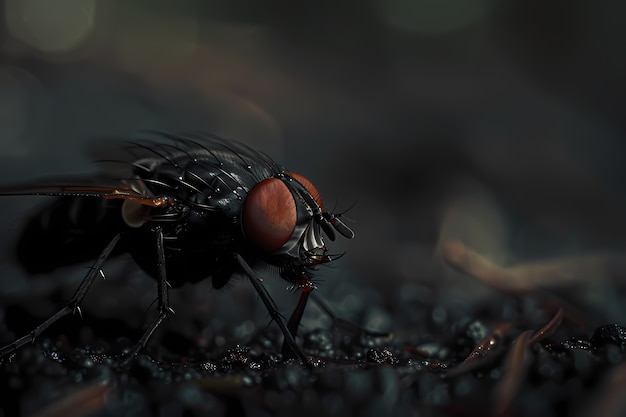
xmin=242 ymin=178 xmax=297 ymax=252
xmin=287 ymin=172 xmax=323 ymax=209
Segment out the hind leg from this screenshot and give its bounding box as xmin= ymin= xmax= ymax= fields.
xmin=0 ymin=234 xmax=122 ymax=358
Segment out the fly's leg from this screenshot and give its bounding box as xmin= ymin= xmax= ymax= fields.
xmin=235 ymin=254 xmax=313 ymax=369
xmin=0 ymin=234 xmax=122 ymax=358
xmin=281 ymin=292 xmax=391 ymax=358
xmin=121 ymin=226 xmax=173 ymax=363
xmin=281 ymin=290 xmax=311 ymax=358
xmin=311 ymin=292 xmax=391 ymax=339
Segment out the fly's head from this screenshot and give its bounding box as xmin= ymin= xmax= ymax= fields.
xmin=241 ymin=171 xmax=354 ymax=285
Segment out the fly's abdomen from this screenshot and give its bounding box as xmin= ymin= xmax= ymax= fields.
xmin=16 ymin=197 xmax=126 ymax=273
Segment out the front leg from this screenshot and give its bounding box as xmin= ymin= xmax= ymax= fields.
xmin=235 ymin=254 xmax=313 ymax=369
xmin=281 ymin=287 xmax=312 ymax=358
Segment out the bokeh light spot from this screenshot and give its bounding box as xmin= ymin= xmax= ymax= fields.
xmin=5 ymin=0 xmax=96 ymax=53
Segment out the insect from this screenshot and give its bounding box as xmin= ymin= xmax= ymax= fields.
xmin=0 ymin=132 xmax=357 ymax=367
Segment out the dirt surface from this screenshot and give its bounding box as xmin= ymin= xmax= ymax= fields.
xmin=1 ymin=265 xmax=625 ymax=417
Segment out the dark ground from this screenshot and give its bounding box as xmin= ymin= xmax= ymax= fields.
xmin=2 ymin=1 xmax=626 ymax=416
xmin=1 ymin=264 xmax=626 ymax=417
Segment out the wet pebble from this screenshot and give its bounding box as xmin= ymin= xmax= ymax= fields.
xmin=591 ymin=324 xmax=626 ymax=350
xmin=466 ymin=320 xmax=490 ymax=344
xmin=219 ymin=345 xmax=250 ymax=371
xmin=367 ymin=347 xmax=399 ymax=365
xmin=303 ymin=328 xmax=334 ymax=355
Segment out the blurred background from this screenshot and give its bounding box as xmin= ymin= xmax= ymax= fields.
xmin=1 ymin=0 xmax=626 ymax=343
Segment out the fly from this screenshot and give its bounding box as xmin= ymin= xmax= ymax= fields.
xmin=0 ymin=132 xmax=370 ymax=368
